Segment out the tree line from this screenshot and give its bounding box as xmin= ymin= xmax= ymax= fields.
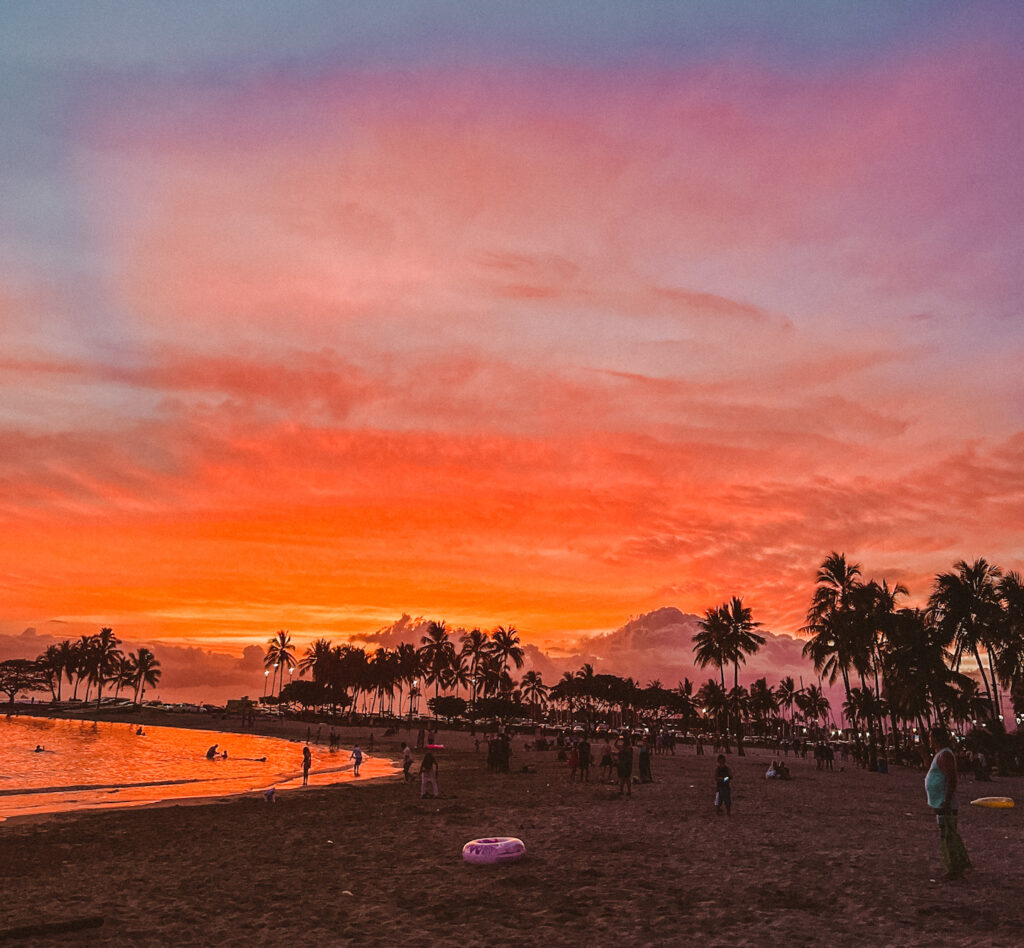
xmin=265 ymin=553 xmax=1023 ymax=766
xmin=0 ymin=628 xmax=162 ymax=706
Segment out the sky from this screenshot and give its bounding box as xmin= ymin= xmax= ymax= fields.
xmin=1 ymin=2 xmax=1023 ymax=696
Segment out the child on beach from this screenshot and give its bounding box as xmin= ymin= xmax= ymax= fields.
xmin=350 ymin=745 xmax=362 ymax=777
xmin=401 ymin=742 xmax=414 ymax=782
xmin=302 ymin=746 xmax=312 ymax=786
xmin=714 ymin=754 xmax=732 ymax=816
xmin=569 ymin=743 xmax=579 ymax=782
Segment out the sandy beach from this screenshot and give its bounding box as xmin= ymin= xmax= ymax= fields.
xmin=0 ymin=710 xmax=1020 ymax=946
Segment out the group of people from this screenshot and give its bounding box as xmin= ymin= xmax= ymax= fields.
xmin=399 ymin=741 xmax=439 ymax=797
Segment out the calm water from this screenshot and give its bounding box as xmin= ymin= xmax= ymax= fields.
xmin=0 ymin=715 xmax=395 ymax=821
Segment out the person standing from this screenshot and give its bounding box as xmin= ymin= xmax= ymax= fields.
xmin=714 ymin=754 xmax=732 ymax=816
xmin=401 ymin=741 xmax=414 ymax=783
xmin=578 ymin=737 xmax=592 ymax=783
xmin=616 ymin=735 xmax=633 ymax=797
xmin=350 ymin=744 xmax=363 ymax=777
xmin=420 ymin=751 xmax=439 ymax=798
xmin=925 ymin=728 xmax=971 ymax=880
xmin=302 ymin=746 xmax=312 ymax=787
xmin=599 ymin=738 xmax=614 ymax=782
xmin=638 ymin=738 xmax=653 ymax=783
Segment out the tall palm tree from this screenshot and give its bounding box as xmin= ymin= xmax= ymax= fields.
xmin=491 ymin=625 xmax=525 ymax=680
xmin=696 ymin=678 xmax=728 ymax=740
xmin=443 ymin=651 xmax=471 ymax=702
xmin=520 ymin=670 xmax=548 ymax=721
xmin=996 ymin=572 xmax=1024 ymax=709
xmin=394 ymin=643 xmax=420 ymax=721
xmin=575 ymin=663 xmax=597 ymax=723
xmin=674 ymin=678 xmax=698 ymax=738
xmin=419 ymin=621 xmax=455 ymax=711
xmin=551 ymin=671 xmax=578 ymax=725
xmin=747 ymin=677 xmax=778 ymax=738
xmin=299 ymin=638 xmax=334 ymax=682
xmin=264 ymin=630 xmax=297 ymax=701
xmin=796 ymin=683 xmax=831 ymax=737
xmin=129 ymin=647 xmax=162 ymax=706
xmin=460 ymin=628 xmax=491 ymax=713
xmin=37 ymin=645 xmax=64 ymax=701
xmin=110 ymin=656 xmax=135 ymax=700
xmin=91 ymin=627 xmax=123 ymax=708
xmin=693 ymin=606 xmax=730 ymax=691
xmin=802 ymin=553 xmax=866 ymax=702
xmin=718 ymin=597 xmax=765 ymax=755
xmin=929 ymin=558 xmax=1004 ymax=722
xmin=776 ymin=676 xmax=800 ymax=737
xmin=54 ymin=639 xmax=76 ymax=702
xmin=71 ymin=635 xmax=94 ymax=701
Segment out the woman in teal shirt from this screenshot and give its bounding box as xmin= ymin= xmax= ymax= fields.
xmin=925 ymin=728 xmax=971 ymax=880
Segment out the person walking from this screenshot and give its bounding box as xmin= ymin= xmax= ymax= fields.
xmin=401 ymin=741 xmax=414 ymax=783
xmin=350 ymin=744 xmax=363 ymax=777
xmin=925 ymin=728 xmax=971 ymax=881
xmin=302 ymin=746 xmax=312 ymax=787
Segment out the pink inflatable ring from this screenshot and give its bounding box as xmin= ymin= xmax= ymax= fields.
xmin=462 ymin=837 xmax=526 ymax=865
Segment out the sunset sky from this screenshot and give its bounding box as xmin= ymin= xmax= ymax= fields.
xmin=2 ymin=2 xmax=1022 ymax=679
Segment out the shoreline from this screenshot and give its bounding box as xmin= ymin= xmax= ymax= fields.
xmin=0 ymin=706 xmax=404 ymax=826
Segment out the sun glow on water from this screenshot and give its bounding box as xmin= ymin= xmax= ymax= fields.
xmin=0 ymin=716 xmax=395 ymax=821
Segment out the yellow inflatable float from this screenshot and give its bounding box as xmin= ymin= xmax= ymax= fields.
xmin=970 ymin=796 xmax=1014 ymax=808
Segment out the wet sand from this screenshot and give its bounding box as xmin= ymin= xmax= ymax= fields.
xmin=1 ymin=715 xmax=1022 ymax=946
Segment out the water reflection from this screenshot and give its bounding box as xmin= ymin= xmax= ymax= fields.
xmin=0 ymin=716 xmax=395 ymax=821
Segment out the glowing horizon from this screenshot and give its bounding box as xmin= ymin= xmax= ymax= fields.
xmin=2 ymin=3 xmax=1022 ymax=660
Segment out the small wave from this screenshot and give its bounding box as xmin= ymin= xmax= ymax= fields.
xmin=0 ymin=777 xmax=208 ymax=798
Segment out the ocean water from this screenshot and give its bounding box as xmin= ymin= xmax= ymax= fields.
xmin=0 ymin=715 xmax=395 ymax=821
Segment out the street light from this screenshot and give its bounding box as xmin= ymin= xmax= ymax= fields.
xmin=263 ymin=669 xmax=270 ymax=698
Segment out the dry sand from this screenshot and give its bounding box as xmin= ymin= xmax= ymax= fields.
xmin=1 ymin=713 xmax=1022 ymax=946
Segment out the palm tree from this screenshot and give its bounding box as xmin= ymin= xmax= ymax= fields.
xmin=299 ymin=638 xmax=333 ymax=681
xmin=802 ymin=553 xmax=866 ymax=699
xmin=996 ymin=572 xmax=1024 ymax=711
xmin=129 ymin=647 xmax=162 ymax=705
xmin=550 ymin=671 xmax=578 ymax=725
xmin=443 ymin=651 xmax=471 ymax=702
xmin=419 ymin=621 xmax=455 ymax=712
xmin=264 ymin=630 xmax=297 ymax=701
xmin=776 ymin=676 xmax=800 ymax=738
xmin=693 ymin=606 xmax=730 ymax=691
xmin=747 ymin=677 xmax=778 ymax=738
xmin=491 ymin=626 xmax=525 ymax=680
xmin=520 ymin=670 xmax=548 ymax=721
xmin=696 ymin=678 xmax=728 ymax=742
xmin=394 ymin=643 xmax=420 ymax=721
xmin=673 ymin=678 xmax=698 ymax=738
xmin=929 ymin=558 xmax=1005 ymax=722
xmin=718 ymin=597 xmax=765 ymax=755
xmin=110 ymin=656 xmax=135 ymax=700
xmin=796 ymin=683 xmax=831 ymax=737
xmin=460 ymin=628 xmax=491 ymax=714
xmin=575 ymin=663 xmax=597 ymax=723
xmin=91 ymin=627 xmax=123 ymax=708
xmin=71 ymin=635 xmax=94 ymax=701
